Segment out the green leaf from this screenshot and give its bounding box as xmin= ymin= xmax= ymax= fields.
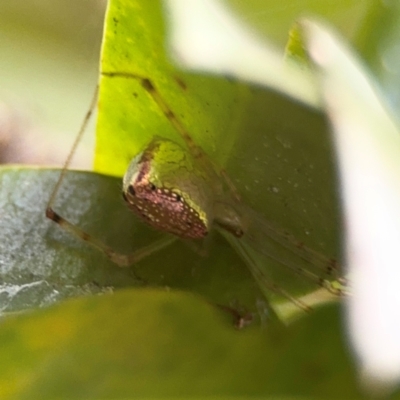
xmin=0 ymin=289 xmax=360 ymax=399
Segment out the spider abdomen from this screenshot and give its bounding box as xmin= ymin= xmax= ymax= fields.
xmin=122 ymin=139 xmax=215 ymax=239
xmin=125 ymin=182 xmax=208 ymax=238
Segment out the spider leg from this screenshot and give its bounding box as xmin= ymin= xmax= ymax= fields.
xmin=101 ymin=71 xmax=213 ymax=161
xmin=45 ymin=85 xmax=176 ymax=267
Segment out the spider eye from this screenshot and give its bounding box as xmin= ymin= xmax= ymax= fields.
xmin=150 ymin=183 xmax=156 ymax=191
xmin=128 ymin=185 xmax=136 ymax=196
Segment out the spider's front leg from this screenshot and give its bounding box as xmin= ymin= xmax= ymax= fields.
xmin=45 ymin=84 xmax=176 ymax=268
xmin=101 ymin=71 xmax=208 ymax=160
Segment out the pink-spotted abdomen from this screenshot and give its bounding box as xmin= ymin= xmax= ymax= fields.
xmin=122 ymin=139 xmax=214 ymax=239
xmin=123 ymin=181 xmax=208 ymax=239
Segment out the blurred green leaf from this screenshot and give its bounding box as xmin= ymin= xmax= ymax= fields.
xmin=0 ymin=289 xmax=361 ymax=399
xmin=225 ymin=0 xmax=378 ymax=51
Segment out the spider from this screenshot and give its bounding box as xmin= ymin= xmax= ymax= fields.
xmin=46 ymin=71 xmax=346 ymax=315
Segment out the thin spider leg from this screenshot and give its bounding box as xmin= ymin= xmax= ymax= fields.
xmin=259 ymin=221 xmax=341 ymax=281
xmin=242 ymin=222 xmax=346 ymax=296
xmin=221 ymin=230 xmax=314 ymax=312
xmin=240 ymin=203 xmax=343 ymax=281
xmin=46 ymin=208 xmax=176 ymax=266
xmin=45 ymin=85 xmax=177 ymax=267
xmin=213 ymin=146 xmax=341 ymax=284
xmin=47 ymin=86 xmax=99 ymax=211
xmin=237 ymin=223 xmax=346 ymax=296
xmin=101 ymin=71 xmax=207 ymax=160
xmin=219 ymin=168 xmax=242 ymax=202
xmin=216 ymin=199 xmax=346 ymax=297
